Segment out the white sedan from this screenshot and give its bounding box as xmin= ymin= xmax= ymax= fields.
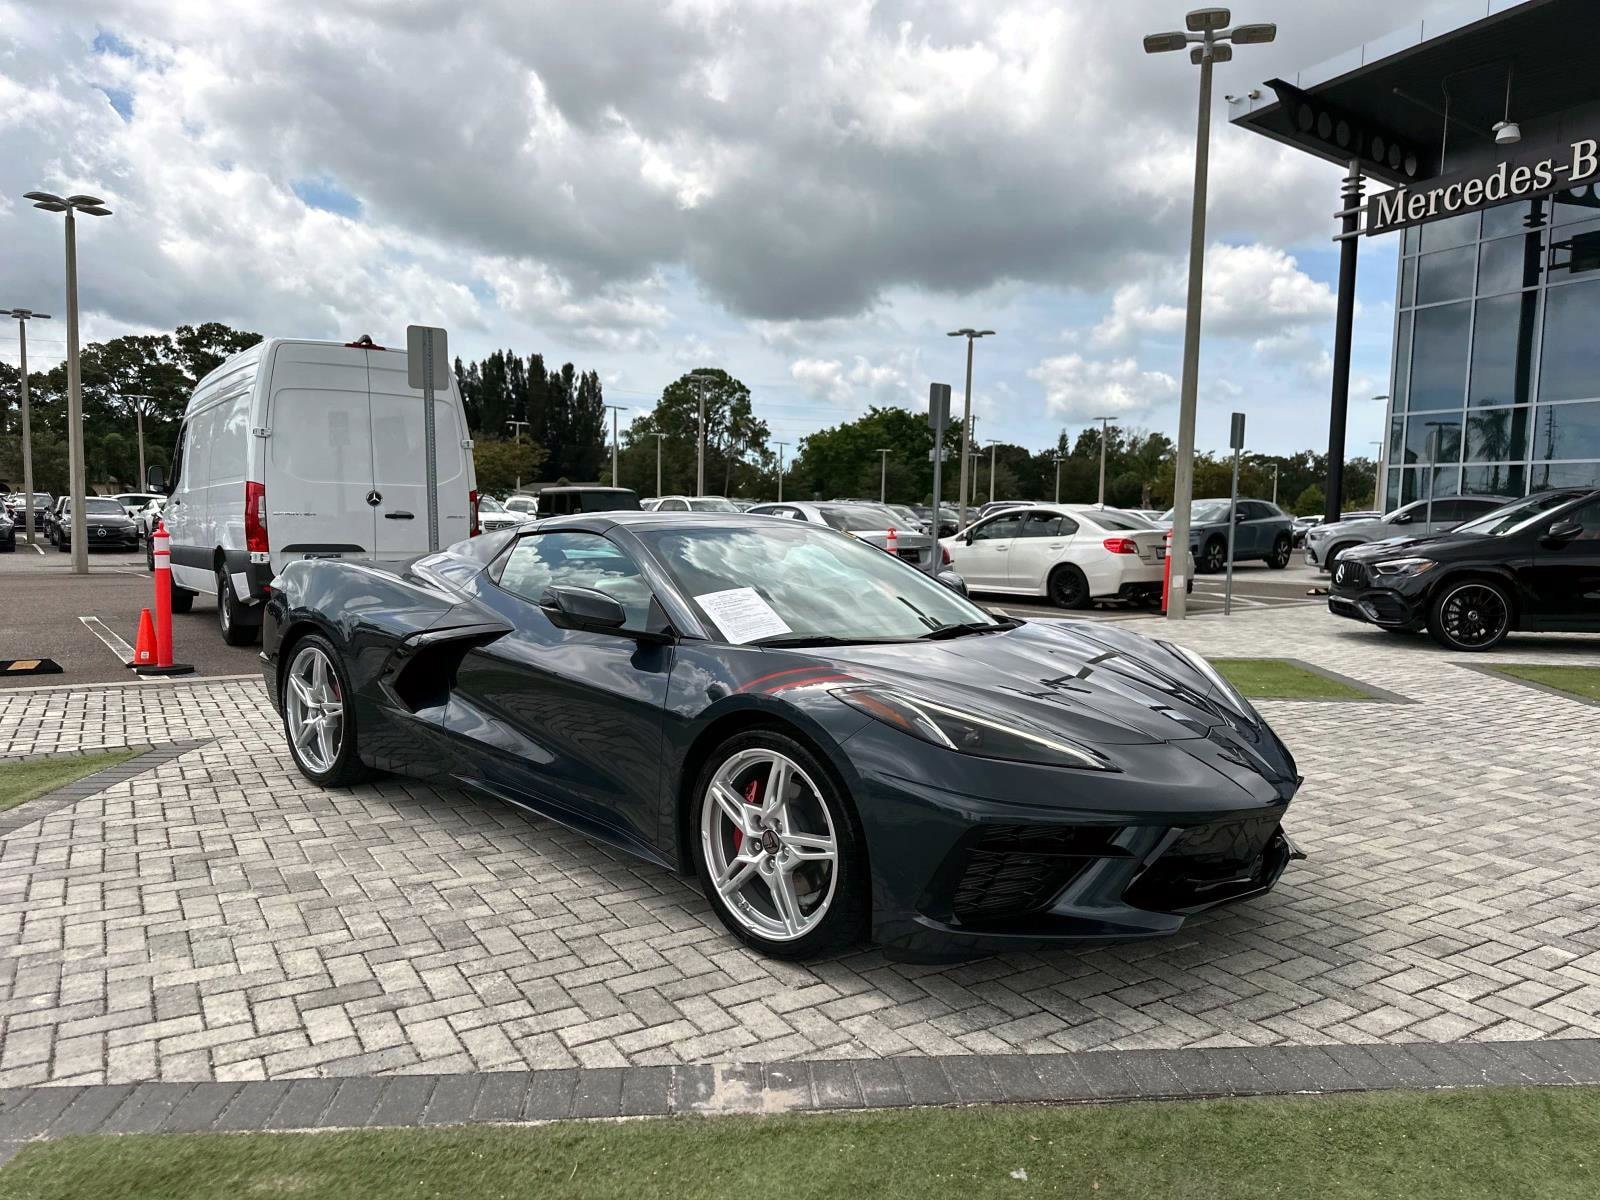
xmin=941 ymin=504 xmax=1190 ymax=608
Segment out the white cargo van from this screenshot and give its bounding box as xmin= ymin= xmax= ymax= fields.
xmin=156 ymin=337 xmax=478 ymax=645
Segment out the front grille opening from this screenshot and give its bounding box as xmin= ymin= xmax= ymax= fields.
xmin=935 ymin=824 xmax=1128 ymax=928
xmin=1124 ymin=815 xmax=1283 ymax=913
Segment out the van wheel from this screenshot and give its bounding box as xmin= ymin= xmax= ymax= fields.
xmin=216 ymin=564 xmax=258 ymax=646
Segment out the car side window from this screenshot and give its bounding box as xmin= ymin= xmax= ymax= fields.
xmin=1237 ymin=501 xmax=1268 ymax=521
xmin=971 ymin=514 xmax=1023 ymax=541
xmin=1552 ymin=499 xmax=1600 ymax=540
xmin=1018 ymin=512 xmax=1074 ymax=538
xmin=659 ymin=499 xmax=688 ymax=511
xmin=167 ymin=422 xmax=188 ymax=494
xmin=494 ymin=532 xmax=654 ymax=630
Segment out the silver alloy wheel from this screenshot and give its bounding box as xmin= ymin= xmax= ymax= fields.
xmin=217 ymin=567 xmax=232 ymax=636
xmin=285 ymin=644 xmax=345 ymax=774
xmin=700 ymin=748 xmax=839 ymax=943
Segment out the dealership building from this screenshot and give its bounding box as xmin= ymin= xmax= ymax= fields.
xmin=1230 ymin=0 xmax=1600 ymax=511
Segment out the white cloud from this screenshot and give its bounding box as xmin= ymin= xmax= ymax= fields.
xmin=1028 ymin=354 xmax=1178 ymax=420
xmin=790 ymin=354 xmax=912 ymax=406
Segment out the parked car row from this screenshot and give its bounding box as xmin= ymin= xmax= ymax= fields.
xmin=1304 ymin=495 xmax=1511 ymax=571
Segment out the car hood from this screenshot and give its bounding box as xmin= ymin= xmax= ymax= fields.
xmin=1310 ymin=517 xmax=1383 ymax=539
xmin=1342 ymin=533 xmax=1438 ymax=560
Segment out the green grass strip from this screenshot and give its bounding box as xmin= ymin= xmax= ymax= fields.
xmin=1210 ymin=657 xmax=1375 ymax=701
xmin=1487 ymin=663 xmax=1600 ymax=703
xmin=0 ymin=749 xmax=141 ymax=814
xmin=4 ymin=1088 xmax=1599 ymax=1200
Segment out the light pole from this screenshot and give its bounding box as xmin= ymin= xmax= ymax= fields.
xmin=946 ymin=328 xmax=993 ymax=532
xmin=5 ymin=308 xmax=49 ymax=546
xmin=25 ymin=190 xmax=112 ymax=576
xmin=1270 ymin=462 xmax=1280 ymax=505
xmin=605 ymin=404 xmax=627 ymax=486
xmin=1142 ymin=10 xmax=1275 ymax=617
xmin=986 ymin=439 xmax=1000 ymax=504
xmin=653 ymin=432 xmax=665 ymax=498
xmin=1368 ymin=440 xmax=1384 ymax=509
xmin=1371 ymin=393 xmax=1392 ymax=511
xmin=119 ymin=391 xmax=156 ymax=488
xmin=1093 ymin=416 xmax=1111 ymax=507
xmin=689 ymin=372 xmax=719 ymax=497
xmin=774 ymin=441 xmax=788 ymax=502
xmin=875 ymin=448 xmax=893 ymax=503
xmin=504 ymin=418 xmax=530 ymax=443
xmin=1053 ymin=452 xmax=1063 ymax=504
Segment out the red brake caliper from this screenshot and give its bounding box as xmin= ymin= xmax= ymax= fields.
xmin=731 ymin=777 xmax=761 ymax=852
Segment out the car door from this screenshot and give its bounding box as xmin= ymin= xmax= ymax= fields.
xmin=1007 ymin=511 xmax=1076 ymax=592
xmin=1521 ymin=497 xmax=1600 ymax=628
xmin=445 ymin=529 xmax=671 ymax=854
xmin=952 ymin=512 xmax=1023 ymax=590
xmin=1229 ymin=501 xmax=1262 ymax=557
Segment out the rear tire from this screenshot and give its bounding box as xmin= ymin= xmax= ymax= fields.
xmin=56 ymin=537 xmax=68 ymax=553
xmin=282 ymin=634 xmax=374 ymax=786
xmin=216 ymin=563 xmax=259 ymax=646
xmin=1047 ymin=564 xmax=1091 ymax=609
xmin=691 ymin=729 xmax=865 ymax=960
xmin=1268 ymin=533 xmax=1292 ymax=569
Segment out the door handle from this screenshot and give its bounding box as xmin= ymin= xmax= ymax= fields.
xmin=384 ymin=511 xmax=415 ymax=520
xmin=1047 ymin=543 xmax=1064 ymax=549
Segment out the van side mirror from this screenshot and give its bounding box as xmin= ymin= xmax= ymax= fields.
xmin=1544 ymin=518 xmax=1584 ymax=544
xmin=539 ymin=585 xmax=628 ymax=633
xmin=146 ymin=464 xmax=166 ymax=493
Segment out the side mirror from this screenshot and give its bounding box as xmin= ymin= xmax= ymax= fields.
xmin=146 ymin=464 xmax=166 ymax=493
xmin=1544 ymin=518 xmax=1584 ymax=544
xmin=963 ymin=530 xmax=975 ymax=545
xmin=1392 ymin=511 xmax=1412 ymax=524
xmin=936 ymin=570 xmax=968 ymax=595
xmin=1234 ymin=511 xmax=1247 ymax=522
xmin=539 ymin=585 xmax=628 ymax=633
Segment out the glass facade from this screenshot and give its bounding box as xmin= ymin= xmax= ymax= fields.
xmin=1385 ymin=186 xmax=1600 ymax=510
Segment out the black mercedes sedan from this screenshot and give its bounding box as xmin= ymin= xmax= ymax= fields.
xmin=260 ymin=512 xmax=1303 ymax=962
xmin=1328 ymin=488 xmax=1600 ymax=650
xmin=56 ymin=496 xmax=141 ymax=552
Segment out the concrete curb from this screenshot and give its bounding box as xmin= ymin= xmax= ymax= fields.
xmin=3 ymin=1037 xmax=1597 ymax=1163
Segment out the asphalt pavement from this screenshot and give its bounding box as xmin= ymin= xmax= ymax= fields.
xmin=983 ymin=559 xmax=1328 ymax=621
xmin=0 ymin=537 xmax=261 ymax=687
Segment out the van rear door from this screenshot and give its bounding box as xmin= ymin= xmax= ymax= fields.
xmin=264 ymin=343 xmax=376 ymax=570
xmin=367 ymin=348 xmax=472 ymax=558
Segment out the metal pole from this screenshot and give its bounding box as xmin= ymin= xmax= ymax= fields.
xmin=18 ymin=318 xmax=36 ymax=545
xmin=136 ymin=404 xmax=146 ymax=488
xmin=877 ymin=449 xmax=891 ymax=503
xmin=1325 ymin=160 xmax=1363 ymax=524
xmin=1271 ymin=463 xmax=1279 ymax=506
xmin=928 ymin=383 xmax=947 ymax=574
xmin=605 ymin=404 xmax=626 ymax=486
xmin=1096 ymin=417 xmax=1110 ymax=506
xmin=64 ymin=208 xmax=88 ymax=575
xmin=774 ymin=441 xmax=787 ymax=502
xmin=1166 ymin=46 xmax=1213 ymax=620
xmin=1369 ymin=440 xmax=1384 ymax=509
xmin=957 ymin=337 xmax=974 ymax=529
xmin=988 ymin=441 xmax=997 ymax=504
xmin=1224 ymin=446 xmax=1241 ymax=616
xmin=1053 ymin=455 xmax=1061 ymax=504
xmin=654 ymin=432 xmax=664 ymax=497
xmin=695 ymin=378 xmax=706 ymax=497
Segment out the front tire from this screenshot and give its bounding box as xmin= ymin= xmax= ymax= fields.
xmin=1047 ymin=564 xmax=1091 ymax=609
xmin=282 ymin=634 xmax=373 ymax=786
xmin=691 ymin=730 xmax=865 ymax=959
xmin=1200 ymin=537 xmax=1227 ymax=574
xmin=1428 ymin=579 xmax=1512 ymax=652
xmin=1268 ymin=533 xmax=1292 ymax=569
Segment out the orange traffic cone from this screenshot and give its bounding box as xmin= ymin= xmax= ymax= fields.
xmin=129 ymin=608 xmax=157 ymax=668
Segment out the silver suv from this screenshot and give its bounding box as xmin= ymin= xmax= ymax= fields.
xmin=1303 ymin=494 xmax=1511 ymax=572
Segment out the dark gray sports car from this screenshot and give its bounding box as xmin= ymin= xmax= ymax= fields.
xmin=261 ymin=512 xmax=1303 ymax=961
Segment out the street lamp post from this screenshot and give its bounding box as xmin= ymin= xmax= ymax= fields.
xmin=1053 ymin=452 xmax=1063 ymax=504
xmin=119 ymin=391 xmax=156 ymax=488
xmin=1142 ymin=10 xmax=1275 ymax=617
xmin=1093 ymin=416 xmax=1111 ymax=506
xmin=1371 ymin=393 xmax=1392 ymax=510
xmin=653 ymin=432 xmax=665 ymax=498
xmin=605 ymin=404 xmax=627 ymax=486
xmin=25 ymin=190 xmax=112 ymax=576
xmin=5 ymin=308 xmax=50 ymax=545
xmin=1368 ymin=440 xmax=1384 ymax=509
xmin=504 ymin=419 xmax=529 ymax=443
xmin=986 ymin=439 xmax=1000 ymax=504
xmin=875 ymin=448 xmax=892 ymax=504
xmin=1271 ymin=462 xmax=1280 ymax=505
xmin=689 ymin=372 xmax=719 ymax=497
xmin=773 ymin=441 xmax=788 ymax=503
xmin=946 ymin=328 xmax=993 ymax=532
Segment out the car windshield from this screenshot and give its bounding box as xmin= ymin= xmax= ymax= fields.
xmin=85 ymin=499 xmax=124 ymax=515
xmin=1454 ymin=492 xmax=1584 ymax=536
xmin=817 ymin=505 xmax=899 ymax=532
xmin=479 ymin=496 xmax=506 ymax=512
xmin=638 ymin=522 xmax=994 ymax=643
xmin=1160 ymin=500 xmax=1232 ymax=523
xmin=688 ymin=498 xmax=740 ymax=512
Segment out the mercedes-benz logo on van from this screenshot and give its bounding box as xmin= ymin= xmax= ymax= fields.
xmin=365 ymin=490 xmax=382 ymax=507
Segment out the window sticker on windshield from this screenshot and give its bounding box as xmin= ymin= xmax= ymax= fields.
xmin=695 ymin=587 xmax=792 ymax=644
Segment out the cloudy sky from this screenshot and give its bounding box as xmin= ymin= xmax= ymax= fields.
xmin=1 ymin=0 xmax=1441 ymax=458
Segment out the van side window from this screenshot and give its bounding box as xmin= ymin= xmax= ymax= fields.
xmin=168 ymin=423 xmax=189 ymax=493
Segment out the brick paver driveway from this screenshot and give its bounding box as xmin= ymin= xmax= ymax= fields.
xmin=3 ymin=606 xmax=1598 ymax=1088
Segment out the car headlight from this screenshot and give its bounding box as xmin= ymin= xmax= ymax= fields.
xmin=832 ymin=685 xmax=1114 ymax=771
xmin=1371 ymin=557 xmax=1436 ymax=578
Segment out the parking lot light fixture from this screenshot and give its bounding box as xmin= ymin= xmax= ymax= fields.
xmin=875 ymin=448 xmax=893 ymax=504
xmin=605 ymin=404 xmax=627 ymax=487
xmin=985 ymin=439 xmax=1001 ymax=505
xmin=774 ymin=441 xmax=788 ymax=503
xmin=946 ymin=328 xmax=994 ymax=531
xmin=5 ymin=308 xmax=50 ymax=545
xmin=1093 ymin=416 xmax=1112 ymax=507
xmin=25 ymin=189 xmax=112 ymax=575
xmin=689 ymin=371 xmax=719 ymax=497
xmin=1141 ymin=11 xmax=1275 ymax=617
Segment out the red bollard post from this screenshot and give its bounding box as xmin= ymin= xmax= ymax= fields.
xmin=136 ymin=520 xmax=195 ymax=677
xmin=1161 ymin=528 xmax=1173 ymax=614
